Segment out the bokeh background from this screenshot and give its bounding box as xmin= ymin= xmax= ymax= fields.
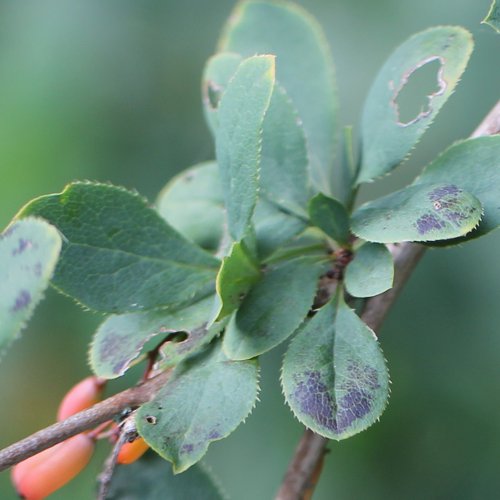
xmin=0 ymin=0 xmax=499 ymax=498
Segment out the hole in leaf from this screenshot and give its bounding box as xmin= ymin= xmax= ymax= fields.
xmin=393 ymin=58 xmax=445 ymax=126
xmin=206 ymin=81 xmax=223 ymax=109
xmin=168 ymin=331 xmax=189 ymax=343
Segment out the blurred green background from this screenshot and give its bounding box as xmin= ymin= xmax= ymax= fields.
xmin=0 ymin=0 xmax=499 ymax=498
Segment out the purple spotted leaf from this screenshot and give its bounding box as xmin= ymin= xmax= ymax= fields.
xmin=351 ymin=183 xmax=482 ymax=243
xmin=0 ymin=218 xmax=61 ymax=356
xmin=282 ymin=297 xmax=389 ymax=440
xmin=136 ymin=341 xmax=258 ymax=472
xmin=89 ymin=296 xmax=224 ymax=379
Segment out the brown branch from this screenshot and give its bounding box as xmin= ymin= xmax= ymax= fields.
xmin=0 ymin=370 xmax=169 ymax=472
xmin=275 ymin=100 xmax=500 ymax=500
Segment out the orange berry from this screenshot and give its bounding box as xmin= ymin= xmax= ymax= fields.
xmin=57 ymin=376 xmax=105 ymax=421
xmin=117 ymin=436 xmax=149 ymax=465
xmin=12 ymin=434 xmax=94 ymax=500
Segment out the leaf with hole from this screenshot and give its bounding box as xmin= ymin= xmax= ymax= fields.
xmin=358 ymin=26 xmax=473 ymax=184
xmin=220 ymin=0 xmax=339 ymax=196
xmin=136 ymin=342 xmax=259 ymax=473
xmin=223 ymin=257 xmax=325 ymax=360
xmin=282 ymin=297 xmax=390 ymax=440
xmin=345 ymin=243 xmax=394 ymax=298
xmin=157 ymin=162 xmax=225 ymax=252
xmin=214 ymin=241 xmax=261 ymax=321
xmin=89 ymin=296 xmax=221 ymax=379
xmin=482 ymin=0 xmax=500 ymax=33
xmin=351 ymin=183 xmax=482 ymax=243
xmin=0 ymin=218 xmax=61 ymax=356
xmin=415 ymin=136 xmax=500 ymax=241
xmin=106 ymin=454 xmax=224 ymax=500
xmin=202 ymin=52 xmax=243 ymax=135
xmin=308 ymin=193 xmax=350 ymax=246
xmin=216 ymin=55 xmax=275 ymax=241
xmin=17 ymin=183 xmax=219 ymax=313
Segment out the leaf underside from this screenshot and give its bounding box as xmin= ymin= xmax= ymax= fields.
xmin=482 ymin=0 xmax=500 ymax=33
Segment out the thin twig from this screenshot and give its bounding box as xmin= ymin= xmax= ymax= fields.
xmin=97 ymin=416 xmax=137 ymax=500
xmin=0 ymin=369 xmax=170 ymax=472
xmin=275 ymin=100 xmax=500 ymax=500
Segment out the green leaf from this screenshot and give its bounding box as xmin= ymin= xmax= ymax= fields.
xmin=358 ymin=27 xmax=473 ymax=184
xmin=259 ymin=84 xmax=310 ymax=216
xmin=220 ymin=1 xmax=338 ymax=196
xmin=253 ymin=200 xmax=307 ymax=259
xmin=106 ymin=454 xmax=224 ymax=500
xmin=344 ymin=243 xmax=394 ymax=298
xmin=17 ymin=182 xmax=219 ymax=313
xmin=282 ymin=297 xmax=390 ymax=440
xmin=136 ymin=342 xmax=259 ymax=473
xmin=415 ymin=137 xmax=500 ymax=240
xmin=351 ymin=183 xmax=482 ymax=243
xmin=202 ymin=52 xmax=243 ymax=135
xmin=157 ymin=162 xmax=225 ymax=252
xmin=89 ymin=296 xmax=221 ymax=379
xmin=214 ymin=241 xmax=261 ymax=321
xmin=308 ymin=193 xmax=350 ymax=246
xmin=223 ymin=257 xmax=325 ymax=360
xmin=216 ymin=55 xmax=275 ymax=241
xmin=482 ymin=0 xmax=500 ymax=33
xmin=0 ymin=218 xmax=61 ymax=355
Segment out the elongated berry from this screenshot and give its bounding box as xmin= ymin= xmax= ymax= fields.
xmin=57 ymin=376 xmax=105 ymax=421
xmin=117 ymin=437 xmax=149 ymax=465
xmin=12 ymin=434 xmax=94 ymax=500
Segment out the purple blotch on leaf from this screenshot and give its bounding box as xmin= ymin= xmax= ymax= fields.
xmin=415 ymin=213 xmax=445 ymax=234
xmin=11 ymin=290 xmax=31 ymax=312
xmin=12 ymin=238 xmax=31 ymax=256
xmin=428 ymin=185 xmax=460 ymax=202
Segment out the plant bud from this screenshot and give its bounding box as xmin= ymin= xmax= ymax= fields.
xmin=57 ymin=376 xmax=105 ymax=421
xmin=117 ymin=436 xmax=149 ymax=465
xmin=12 ymin=434 xmax=94 ymax=500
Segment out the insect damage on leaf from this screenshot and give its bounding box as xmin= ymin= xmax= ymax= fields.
xmin=392 ymin=57 xmax=445 ymax=126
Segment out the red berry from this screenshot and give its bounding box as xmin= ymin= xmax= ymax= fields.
xmin=57 ymin=376 xmax=105 ymax=421
xmin=117 ymin=436 xmax=149 ymax=465
xmin=12 ymin=434 xmax=94 ymax=500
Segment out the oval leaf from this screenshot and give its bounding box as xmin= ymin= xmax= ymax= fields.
xmin=415 ymin=136 xmax=500 ymax=240
xmin=89 ymin=296 xmax=220 ymax=379
xmin=17 ymin=182 xmax=219 ymax=313
xmin=216 ymin=55 xmax=275 ymax=241
xmin=0 ymin=218 xmax=61 ymax=355
xmin=308 ymin=193 xmax=350 ymax=246
xmin=136 ymin=343 xmax=259 ymax=473
xmin=157 ymin=162 xmax=225 ymax=252
xmin=282 ymin=298 xmax=390 ymax=440
xmin=106 ymin=454 xmax=224 ymax=500
xmin=223 ymin=257 xmax=325 ymax=360
xmin=220 ymin=0 xmax=339 ymax=196
xmin=351 ymin=183 xmax=482 ymax=243
xmin=344 ymin=243 xmax=394 ymax=298
xmin=358 ymin=26 xmax=473 ymax=184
